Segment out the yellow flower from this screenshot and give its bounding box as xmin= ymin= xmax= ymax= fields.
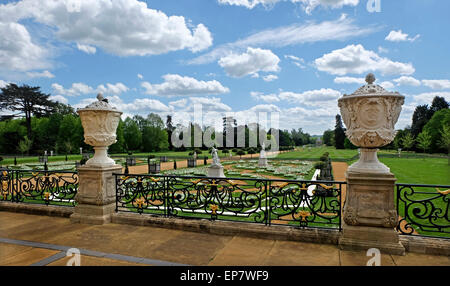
xmin=210 ymin=204 xmax=219 ymax=215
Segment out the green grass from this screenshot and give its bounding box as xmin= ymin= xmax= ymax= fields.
xmin=276 ymin=146 xmax=358 ymax=160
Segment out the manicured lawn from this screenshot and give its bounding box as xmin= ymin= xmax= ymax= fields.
xmin=379 ymin=157 xmax=450 ymax=185
xmin=276 ymin=146 xmax=358 ymax=160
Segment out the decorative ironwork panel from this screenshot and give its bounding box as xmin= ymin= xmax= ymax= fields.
xmin=0 ymin=169 xmax=14 ymax=202
xmin=14 ymin=170 xmax=78 ymax=206
xmin=396 ymin=184 xmax=449 ymax=238
xmin=268 ymin=181 xmax=342 ymax=229
xmin=115 ymin=174 xmax=343 ymax=230
xmin=116 ymin=175 xmax=166 ymax=215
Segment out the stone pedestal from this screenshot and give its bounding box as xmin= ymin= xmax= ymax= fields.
xmin=70 ymin=164 xmax=122 ymax=225
xmin=339 ymin=171 xmax=405 ymax=255
xmin=208 ymin=164 xmax=225 ymax=178
xmin=258 ymin=157 xmax=268 ymax=167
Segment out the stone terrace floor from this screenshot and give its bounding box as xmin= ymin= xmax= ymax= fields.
xmin=0 ymin=212 xmax=449 ymax=266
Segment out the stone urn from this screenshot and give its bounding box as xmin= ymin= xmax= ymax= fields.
xmin=77 ymin=93 xmax=122 ymax=167
xmin=338 ymin=73 xmax=404 ymax=174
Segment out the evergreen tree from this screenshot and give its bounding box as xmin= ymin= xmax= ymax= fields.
xmin=334 ymin=115 xmax=346 ymax=149
xmin=0 ymin=84 xmax=56 ymax=139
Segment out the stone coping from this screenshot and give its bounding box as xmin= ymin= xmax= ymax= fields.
xmin=1 ymin=202 xmax=448 ymax=256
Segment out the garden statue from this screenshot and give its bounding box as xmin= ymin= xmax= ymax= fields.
xmin=258 ymin=143 xmax=268 ymax=167
xmin=211 ymin=147 xmax=220 ymax=166
xmin=208 ymin=147 xmax=225 ymax=178
xmin=193 ymin=151 xmax=197 ymax=160
xmin=338 ymin=73 xmax=405 ymax=255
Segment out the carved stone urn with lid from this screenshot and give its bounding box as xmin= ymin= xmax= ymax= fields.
xmin=77 ymin=93 xmax=122 ymax=167
xmin=338 ymin=73 xmax=405 ymax=174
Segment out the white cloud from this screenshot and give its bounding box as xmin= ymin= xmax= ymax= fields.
xmin=217 ymin=0 xmax=359 ymax=14
xmin=0 ymin=80 xmax=7 ymax=88
xmin=278 ymin=88 xmax=342 ymax=106
xmin=379 ymin=81 xmax=394 ymax=90
xmin=378 ymin=46 xmax=389 ymax=54
xmin=385 ymin=30 xmax=420 ymax=42
xmin=251 ymin=91 xmax=280 ymax=103
xmin=249 ymin=104 xmax=281 ymax=113
xmin=77 ymin=43 xmax=96 ymax=55
xmin=412 ymin=92 xmax=450 ymax=105
xmin=137 ymin=74 xmax=144 ymax=80
xmin=141 ymin=74 xmax=230 ymax=97
xmin=262 ymin=75 xmax=278 ymax=82
xmin=314 ymin=44 xmax=415 ymax=76
xmin=0 ymin=22 xmax=49 ymax=73
xmin=52 ymin=82 xmax=129 ymax=96
xmin=334 ymin=76 xmax=365 ymax=84
xmin=189 ymin=97 xmax=232 ymax=112
xmin=52 ymin=82 xmax=94 ymax=97
xmin=188 ymin=16 xmax=376 ymax=65
xmin=97 ymin=83 xmax=129 ymax=95
xmin=422 ymin=80 xmax=450 ymax=90
xmin=169 ymin=99 xmax=188 ymax=108
xmin=393 ymin=76 xmax=421 ymax=87
xmin=26 ymin=70 xmax=55 ymax=79
xmin=218 ymin=47 xmax=280 ymax=78
xmin=285 ymin=55 xmax=306 ymax=69
xmin=1 ymin=0 xmax=213 ymax=57
xmin=48 ymin=95 xmax=68 ymax=104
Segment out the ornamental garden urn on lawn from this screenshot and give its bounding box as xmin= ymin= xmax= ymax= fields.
xmin=337 ymin=73 xmax=406 ymax=255
xmin=77 ymin=93 xmax=122 ymax=167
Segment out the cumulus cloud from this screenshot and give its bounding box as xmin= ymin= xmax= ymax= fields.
xmin=422 ymin=80 xmax=450 ymax=90
xmin=379 ymin=81 xmax=394 ymax=90
xmin=334 ymin=76 xmax=365 ymax=84
xmin=314 ymin=44 xmax=415 ymax=76
xmin=137 ymin=74 xmax=144 ymax=80
xmin=218 ymin=47 xmax=280 ymax=78
xmin=393 ymin=76 xmax=421 ymax=87
xmin=251 ymin=91 xmax=280 ymax=103
xmin=262 ymin=75 xmax=278 ymax=82
xmin=52 ymin=82 xmax=129 ymax=96
xmin=26 ymin=70 xmax=55 ymax=79
xmin=188 ymin=16 xmax=376 ymax=65
xmin=412 ymin=92 xmax=450 ymax=105
xmin=0 ymin=22 xmax=49 ymax=73
xmin=77 ymin=43 xmax=96 ymax=55
xmin=0 ymin=0 xmax=213 ymax=57
xmin=217 ymin=0 xmax=359 ymax=14
xmin=385 ymin=30 xmax=420 ymax=42
xmin=48 ymin=95 xmax=68 ymax=104
xmin=141 ymin=74 xmax=230 ymax=97
xmin=278 ymin=88 xmax=342 ymax=106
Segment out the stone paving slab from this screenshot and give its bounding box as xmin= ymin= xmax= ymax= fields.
xmin=47 ymin=254 xmax=149 ymax=266
xmin=0 ymin=211 xmax=448 ymax=266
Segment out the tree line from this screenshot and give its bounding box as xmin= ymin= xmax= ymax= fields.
xmin=0 ymin=84 xmax=316 ymax=156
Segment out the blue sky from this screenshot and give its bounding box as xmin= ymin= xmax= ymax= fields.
xmin=0 ymin=0 xmax=449 ymax=134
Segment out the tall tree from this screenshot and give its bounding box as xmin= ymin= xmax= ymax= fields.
xmin=123 ymin=117 xmax=142 ymax=151
xmin=166 ymin=115 xmax=175 ymax=150
xmin=411 ymin=105 xmax=431 ymax=138
xmin=334 ymin=115 xmax=346 ymax=149
xmin=416 ymin=130 xmax=432 ymax=153
xmin=430 ymin=96 xmax=449 ymax=114
xmin=438 ymin=125 xmax=450 ymax=165
xmin=322 ymin=130 xmax=334 ymax=146
xmin=0 ymin=84 xmax=56 ymax=139
xmin=401 ymin=133 xmax=415 ymax=151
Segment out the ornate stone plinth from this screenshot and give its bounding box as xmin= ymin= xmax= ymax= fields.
xmin=208 ymin=165 xmax=225 ymax=178
xmin=339 ymin=170 xmax=405 ymax=255
xmin=337 ymin=74 xmax=405 ymax=255
xmin=70 ymin=165 xmax=122 ymax=225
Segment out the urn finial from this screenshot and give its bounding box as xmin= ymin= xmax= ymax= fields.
xmin=365 ymin=73 xmax=376 ymax=85
xmin=96 ymin=93 xmax=104 ymax=101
